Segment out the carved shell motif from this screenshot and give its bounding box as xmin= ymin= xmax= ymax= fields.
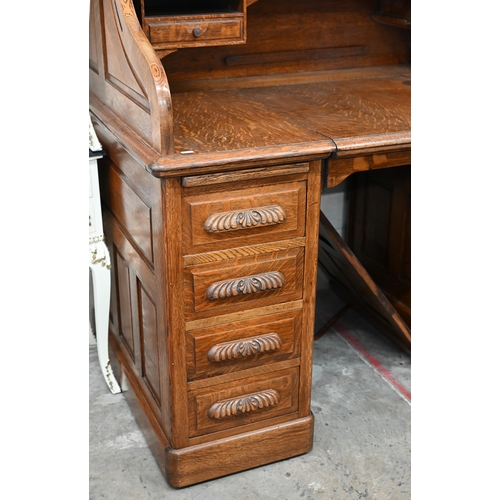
xmin=206 ymin=271 xmax=286 ymax=301
xmin=208 ymin=389 xmax=280 ymax=419
xmin=207 ymin=333 xmax=283 ymax=362
xmin=204 ymin=205 xmax=286 ymax=233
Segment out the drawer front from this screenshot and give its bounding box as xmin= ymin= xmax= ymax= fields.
xmin=186 ymin=310 xmax=302 ymax=381
xmin=188 ymin=367 xmax=299 ymax=437
xmin=182 ymin=181 xmax=307 ymax=254
xmin=148 ymin=17 xmax=243 ymax=45
xmin=184 ymin=248 xmax=304 ymax=321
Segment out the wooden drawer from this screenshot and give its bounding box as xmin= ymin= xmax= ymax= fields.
xmin=184 ymin=248 xmax=304 ymax=321
xmin=188 ymin=367 xmax=299 ymax=437
xmin=147 ymin=15 xmax=244 ymax=47
xmin=186 ymin=310 xmax=302 ymax=381
xmin=182 ymin=180 xmax=307 ymax=255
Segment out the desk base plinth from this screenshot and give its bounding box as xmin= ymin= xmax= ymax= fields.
xmin=166 ymin=415 xmax=314 ymax=488
xmin=110 ymin=335 xmax=314 ymax=488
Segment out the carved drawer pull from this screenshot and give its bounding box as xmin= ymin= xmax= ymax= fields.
xmin=208 ymin=389 xmax=280 ymax=419
xmin=204 ymin=205 xmax=286 ymax=233
xmin=206 ymin=271 xmax=286 ymax=301
xmin=207 ymin=333 xmax=283 ymax=362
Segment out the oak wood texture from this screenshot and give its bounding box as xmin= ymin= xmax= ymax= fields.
xmin=147 ymin=15 xmax=244 ymax=47
xmin=182 ymin=178 xmax=306 ymax=254
xmin=163 ymin=0 xmax=409 ymax=83
xmin=90 ymin=0 xmax=173 ymax=155
xmin=169 ymin=88 xmax=334 ymax=156
xmin=108 ymin=333 xmax=170 ymax=475
xmin=318 ymin=211 xmax=410 ymax=352
xmin=137 ymin=0 xmax=252 ymax=50
xmin=166 ymin=415 xmax=314 ymax=488
xmin=188 ymin=367 xmax=299 ymax=437
xmin=89 ymin=0 xmax=410 ymax=487
xmin=181 ymin=162 xmax=309 ymax=187
xmin=186 ymin=309 xmax=301 ymax=380
xmin=240 ymin=72 xmax=410 ymax=158
xmin=91 ymin=0 xmax=409 ymax=178
xmin=347 ymin=165 xmax=411 ymax=328
xmin=97 ymin=146 xmax=320 ymax=485
xmin=326 ymin=150 xmax=411 ymax=188
xmin=184 ymin=247 xmax=305 ymax=320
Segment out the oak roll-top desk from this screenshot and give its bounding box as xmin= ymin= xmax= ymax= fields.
xmin=89 ymin=0 xmax=410 ymax=488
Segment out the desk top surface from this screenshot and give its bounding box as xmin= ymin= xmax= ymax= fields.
xmin=153 ymin=64 xmax=410 ymax=174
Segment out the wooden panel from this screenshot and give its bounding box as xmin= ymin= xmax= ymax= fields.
xmin=113 ymin=247 xmax=135 ymax=361
xmin=186 ymin=310 xmax=302 ymax=380
xmin=348 ymin=165 xmax=411 ymax=327
xmin=101 ymin=162 xmax=154 ymax=266
xmin=102 ymin=205 xmax=162 ymax=422
xmin=187 ymin=367 xmax=299 ymax=437
xmin=89 ymin=0 xmax=174 ymax=154
xmin=138 ymin=281 xmax=161 ymax=407
xmin=168 ymin=64 xmax=410 ymax=93
xmin=182 ymin=180 xmax=306 ymax=254
xmin=184 ymin=248 xmax=304 ymax=320
xmin=318 ymin=211 xmax=410 ymax=352
xmin=164 ymin=0 xmax=410 ymax=83
xmin=89 ymin=0 xmax=101 ymax=74
xmin=103 ymin=0 xmax=149 ymax=106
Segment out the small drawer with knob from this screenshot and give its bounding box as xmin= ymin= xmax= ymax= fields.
xmin=146 ymin=14 xmax=245 ymax=48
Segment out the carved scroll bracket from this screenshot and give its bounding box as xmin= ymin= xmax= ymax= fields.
xmin=206 ymin=271 xmax=286 ymax=301
xmin=208 ymin=389 xmax=280 ymax=419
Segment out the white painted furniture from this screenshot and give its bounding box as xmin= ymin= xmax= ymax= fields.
xmin=89 ymin=118 xmax=120 ymax=394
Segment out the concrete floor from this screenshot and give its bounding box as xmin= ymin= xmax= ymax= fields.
xmin=89 ymin=269 xmax=411 ymax=499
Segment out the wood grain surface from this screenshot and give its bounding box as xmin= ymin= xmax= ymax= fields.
xmin=90 ymin=0 xmax=410 ymax=488
xmin=318 ymin=211 xmax=410 ymax=352
xmin=163 ymin=0 xmax=409 ymax=82
xmin=240 ymin=74 xmax=410 ymax=154
xmin=166 ymin=415 xmax=314 ymax=487
xmin=169 ymin=71 xmax=409 ymax=161
xmin=186 ymin=310 xmax=301 ymax=380
xmin=182 ymin=178 xmax=306 ymax=254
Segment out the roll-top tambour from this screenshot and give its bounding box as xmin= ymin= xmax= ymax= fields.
xmin=208 ymin=389 xmax=280 ymax=419
xmin=204 ymin=205 xmax=286 ymax=233
xmin=207 ymin=332 xmax=283 ymax=362
xmin=206 ymin=271 xmax=285 ymax=301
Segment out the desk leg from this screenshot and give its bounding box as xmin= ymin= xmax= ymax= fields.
xmin=90 ymin=241 xmax=121 ymax=394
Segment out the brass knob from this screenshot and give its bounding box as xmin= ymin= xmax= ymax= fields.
xmin=193 ymin=27 xmax=202 ymax=37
